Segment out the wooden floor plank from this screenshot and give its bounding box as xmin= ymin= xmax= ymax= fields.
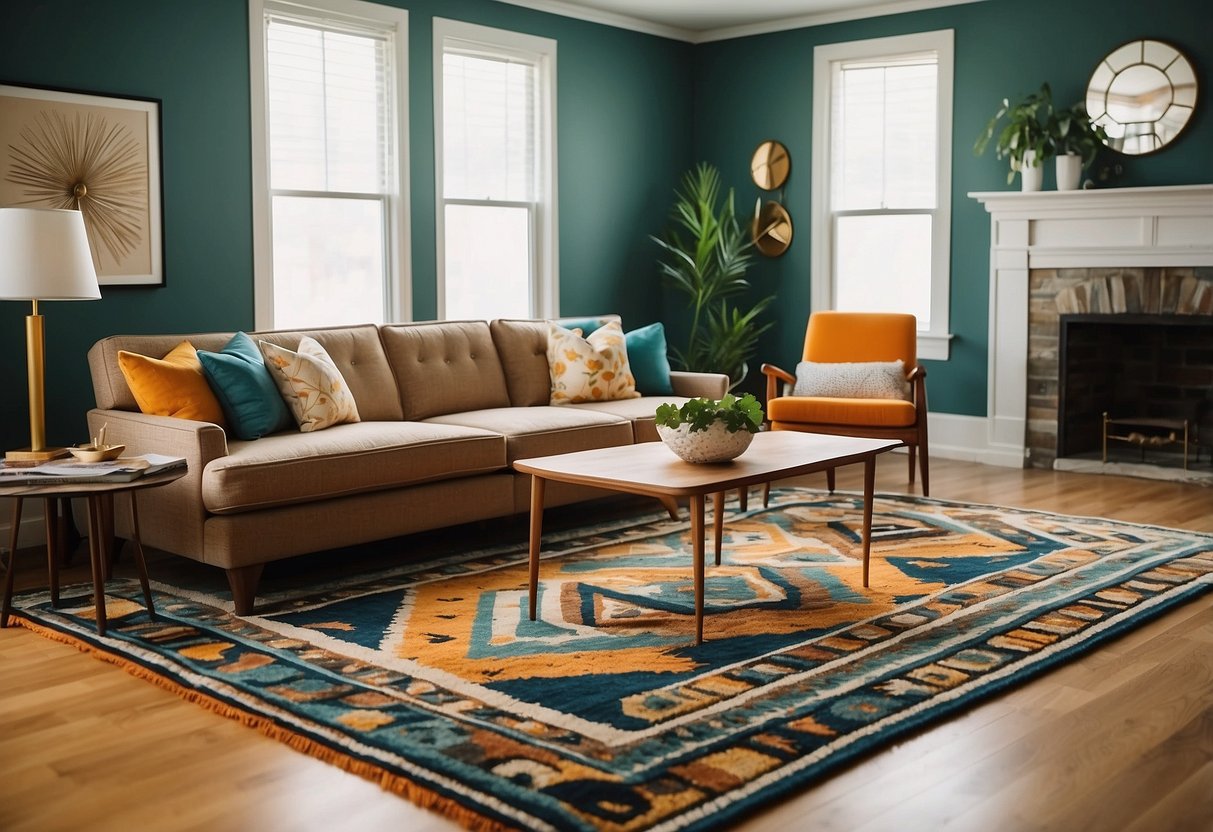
xmin=1 ymin=457 xmax=1211 ymax=831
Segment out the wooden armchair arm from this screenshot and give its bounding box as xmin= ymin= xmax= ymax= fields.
xmin=760 ymin=363 xmax=796 ymax=410
xmin=908 ymin=365 xmax=928 ymax=415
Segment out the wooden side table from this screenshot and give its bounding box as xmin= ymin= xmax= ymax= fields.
xmin=1 ymin=468 xmax=187 ymax=635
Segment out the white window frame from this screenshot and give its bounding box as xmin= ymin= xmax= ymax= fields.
xmin=811 ymin=29 xmax=953 ymax=361
xmin=433 ymin=18 xmax=558 ymax=320
xmin=249 ymin=0 xmax=411 ymax=329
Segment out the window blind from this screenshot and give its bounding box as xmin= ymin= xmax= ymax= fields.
xmin=442 ymin=51 xmax=537 ymax=202
xmin=830 ymin=56 xmax=937 ymax=211
xmin=266 ymin=15 xmax=390 ymax=194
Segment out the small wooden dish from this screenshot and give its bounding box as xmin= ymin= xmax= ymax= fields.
xmin=69 ymin=444 xmax=126 ymax=463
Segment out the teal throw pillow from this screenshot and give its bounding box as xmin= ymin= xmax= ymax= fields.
xmin=198 ymin=332 xmax=294 ymax=440
xmin=556 ymin=316 xmax=608 ymax=335
xmin=625 ymin=322 xmax=674 ymax=395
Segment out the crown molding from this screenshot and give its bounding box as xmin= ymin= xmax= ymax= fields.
xmin=489 ymin=0 xmax=697 ymax=42
xmin=693 ymin=0 xmax=986 ymax=43
xmin=494 ymin=0 xmax=986 ymax=44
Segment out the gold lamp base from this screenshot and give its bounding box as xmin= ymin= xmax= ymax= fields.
xmin=5 ymin=446 xmax=69 ymax=464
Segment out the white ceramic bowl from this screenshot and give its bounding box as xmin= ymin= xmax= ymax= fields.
xmin=69 ymin=444 xmax=126 ymax=463
xmin=656 ymin=422 xmax=754 ymax=464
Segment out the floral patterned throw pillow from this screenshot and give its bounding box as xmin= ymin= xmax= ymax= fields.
xmin=258 ymin=336 xmax=361 ymax=432
xmin=547 ymin=320 xmax=641 ymax=404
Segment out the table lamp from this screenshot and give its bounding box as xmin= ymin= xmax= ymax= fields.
xmin=0 ymin=207 xmax=101 ymax=462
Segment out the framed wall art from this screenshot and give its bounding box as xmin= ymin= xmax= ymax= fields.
xmin=0 ymin=83 xmax=163 ymax=286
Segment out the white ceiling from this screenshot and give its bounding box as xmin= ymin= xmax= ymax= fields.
xmin=496 ymin=0 xmax=986 ymax=42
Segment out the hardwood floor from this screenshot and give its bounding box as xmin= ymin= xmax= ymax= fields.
xmin=1 ymin=458 xmax=1210 ymax=831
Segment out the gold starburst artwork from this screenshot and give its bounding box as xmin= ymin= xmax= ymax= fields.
xmin=6 ymin=109 xmax=146 ymax=267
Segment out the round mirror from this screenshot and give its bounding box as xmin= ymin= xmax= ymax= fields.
xmin=752 ymin=200 xmax=792 ymax=257
xmin=751 ymin=140 xmax=790 ymax=190
xmin=1085 ymin=39 xmax=1197 ymax=155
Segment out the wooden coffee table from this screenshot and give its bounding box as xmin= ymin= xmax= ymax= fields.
xmin=514 ymin=431 xmax=900 ymax=643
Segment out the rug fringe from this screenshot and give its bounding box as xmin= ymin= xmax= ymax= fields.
xmin=11 ymin=615 xmax=516 ymax=832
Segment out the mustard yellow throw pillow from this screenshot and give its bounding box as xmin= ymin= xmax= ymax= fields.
xmin=117 ymin=341 xmax=227 ymax=426
xmin=258 ymin=336 xmax=360 ymax=432
xmin=547 ymin=320 xmax=641 ymax=404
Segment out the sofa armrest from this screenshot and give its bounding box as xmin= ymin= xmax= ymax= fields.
xmin=87 ymin=409 xmax=228 ymax=462
xmin=669 ymin=371 xmax=729 ymax=399
xmin=85 ymin=409 xmax=228 ymax=558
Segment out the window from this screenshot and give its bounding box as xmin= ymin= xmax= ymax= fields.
xmin=434 ymin=19 xmax=557 ymax=321
xmin=249 ymin=0 xmax=409 ymax=329
xmin=811 ymin=30 xmax=953 ymax=360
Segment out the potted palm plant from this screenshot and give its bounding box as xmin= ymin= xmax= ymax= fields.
xmin=1048 ymin=102 xmax=1109 ymax=190
xmin=651 ymin=163 xmax=774 ymax=389
xmin=974 ymin=83 xmax=1054 ymax=191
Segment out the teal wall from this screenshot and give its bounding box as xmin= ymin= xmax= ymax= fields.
xmin=0 ymin=0 xmax=692 ymax=448
xmin=3 ymin=0 xmax=1211 ymax=450
xmin=693 ymin=0 xmax=1213 ymax=414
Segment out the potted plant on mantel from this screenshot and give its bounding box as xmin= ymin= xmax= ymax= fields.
xmin=974 ymin=82 xmax=1054 ymax=191
xmin=1048 ymin=102 xmax=1109 ymax=191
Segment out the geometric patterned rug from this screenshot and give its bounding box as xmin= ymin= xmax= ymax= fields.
xmin=11 ymin=488 xmax=1213 ymax=831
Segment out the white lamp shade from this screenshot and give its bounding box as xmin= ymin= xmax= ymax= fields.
xmin=0 ymin=207 xmax=101 ymax=300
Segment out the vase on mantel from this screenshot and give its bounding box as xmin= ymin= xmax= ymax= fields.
xmin=1055 ymin=153 xmax=1082 ymax=191
xmin=1018 ymin=150 xmax=1043 ymax=192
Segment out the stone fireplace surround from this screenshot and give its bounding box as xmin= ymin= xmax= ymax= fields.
xmin=1032 ymin=268 xmax=1212 ymax=467
xmin=969 ymin=185 xmax=1213 ymax=468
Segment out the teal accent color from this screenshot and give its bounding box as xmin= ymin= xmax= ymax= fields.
xmin=197 ymin=333 xmax=294 ymax=440
xmin=692 ymin=0 xmax=1213 ymax=415
xmin=555 ymin=316 xmax=608 ymax=334
xmin=625 ymin=322 xmax=674 ymax=395
xmin=2 ymin=0 xmax=1209 ymax=448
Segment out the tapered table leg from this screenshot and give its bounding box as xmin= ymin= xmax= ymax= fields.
xmin=862 ymin=456 xmax=876 ymax=587
xmin=43 ymin=497 xmax=59 ymax=606
xmin=528 ymin=476 xmax=545 ymax=621
xmin=86 ymin=496 xmax=108 ymax=636
xmin=128 ymin=493 xmax=156 ymax=619
xmin=691 ymin=495 xmax=705 ymax=644
xmin=1 ymin=498 xmax=23 ymax=628
xmin=712 ymin=491 xmax=724 ymax=566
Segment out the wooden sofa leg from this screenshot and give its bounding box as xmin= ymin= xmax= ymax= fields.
xmin=908 ymin=446 xmax=917 ymax=484
xmin=919 ymin=434 xmax=931 ymax=498
xmin=226 ymin=564 xmax=264 ymax=616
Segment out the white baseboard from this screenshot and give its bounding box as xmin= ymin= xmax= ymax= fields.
xmin=926 ymin=412 xmax=1025 ymax=468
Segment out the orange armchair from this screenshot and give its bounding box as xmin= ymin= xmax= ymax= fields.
xmin=760 ymin=311 xmax=929 ymax=496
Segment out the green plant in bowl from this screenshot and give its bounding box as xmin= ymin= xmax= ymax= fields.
xmin=655 ymin=394 xmax=764 ymax=463
xmin=655 ymin=394 xmax=764 ymax=434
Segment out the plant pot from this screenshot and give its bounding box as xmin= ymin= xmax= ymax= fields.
xmin=656 ymin=422 xmax=754 ymax=463
xmin=1055 ymin=153 xmax=1082 ymax=191
xmin=1018 ymin=150 xmax=1043 ymax=192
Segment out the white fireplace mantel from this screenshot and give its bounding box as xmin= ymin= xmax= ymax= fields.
xmin=968 ymin=184 xmax=1213 ymax=467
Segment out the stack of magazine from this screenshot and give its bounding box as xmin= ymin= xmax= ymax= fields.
xmin=0 ymin=453 xmax=187 ymax=486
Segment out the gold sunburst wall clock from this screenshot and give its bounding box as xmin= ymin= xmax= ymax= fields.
xmin=0 ymin=84 xmax=163 ymax=286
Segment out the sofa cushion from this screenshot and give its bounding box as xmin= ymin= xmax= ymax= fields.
xmin=254 ymin=325 xmax=402 ymax=421
xmin=201 ymin=421 xmax=506 ymax=514
xmin=91 ymin=332 xmax=236 ymax=411
xmin=382 ymin=321 xmax=512 ymax=420
xmin=573 ymin=397 xmax=691 ymax=443
xmin=197 ymin=332 xmax=294 ymax=440
xmin=260 ymin=336 xmax=362 ymax=432
xmin=547 ymin=321 xmax=640 ymax=404
xmin=490 ymin=316 xmax=624 ymax=407
xmin=425 ymin=406 xmax=633 ymax=464
xmin=117 ymin=341 xmax=228 ymax=426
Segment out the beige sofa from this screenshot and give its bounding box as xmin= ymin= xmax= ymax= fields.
xmin=86 ymin=318 xmax=727 ymax=613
